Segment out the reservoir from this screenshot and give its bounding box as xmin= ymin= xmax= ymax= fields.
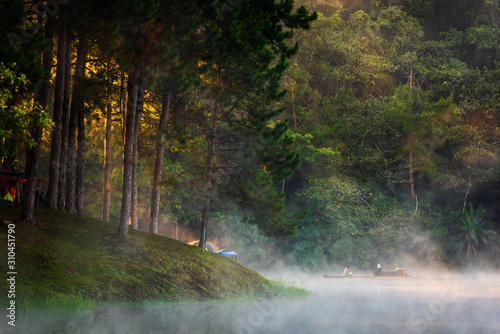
xmin=6 ymin=271 xmax=500 ymax=334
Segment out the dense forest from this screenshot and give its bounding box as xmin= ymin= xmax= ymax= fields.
xmin=1 ymin=0 xmax=499 ymax=271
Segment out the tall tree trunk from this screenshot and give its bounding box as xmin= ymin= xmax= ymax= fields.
xmin=66 ymin=94 xmax=77 ymax=214
xmin=118 ymin=68 xmax=139 ymax=237
xmin=130 ymin=86 xmax=145 ymax=230
xmin=409 ymin=134 xmax=415 ymax=199
xmin=75 ymin=103 xmax=86 ymax=215
xmin=13 ymin=145 xmax=21 ymax=205
xmin=101 ymin=64 xmax=113 ymax=222
xmin=290 ymin=89 xmax=297 ymax=130
xmin=75 ymin=101 xmax=86 ymax=215
xmin=66 ymin=32 xmax=87 ymax=214
xmin=463 ymin=174 xmax=474 ymax=211
xmin=21 ymin=16 xmax=54 ymax=222
xmin=47 ymin=23 xmax=67 ymax=210
xmin=120 ymin=70 xmax=126 ymax=148
xmin=101 ymin=103 xmax=112 ymax=221
xmin=199 ymin=72 xmax=221 ymax=250
xmin=407 ymin=70 xmax=416 ymax=200
xmin=199 ymin=109 xmax=218 ymax=250
xmin=58 ymin=34 xmax=72 ymax=210
xmin=149 ymin=94 xmax=171 ymax=234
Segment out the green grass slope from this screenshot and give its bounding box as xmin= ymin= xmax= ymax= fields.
xmin=0 ymin=204 xmax=285 ymax=307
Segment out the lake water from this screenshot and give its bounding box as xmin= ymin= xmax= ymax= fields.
xmin=4 ymin=271 xmax=500 ymax=334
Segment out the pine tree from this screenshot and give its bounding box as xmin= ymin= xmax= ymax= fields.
xmin=0 ymin=1 xmax=53 ymax=223
xmin=196 ymin=0 xmax=316 ymax=248
xmin=149 ymin=94 xmax=170 ymax=234
xmin=130 ymin=86 xmax=145 ymax=230
xmin=47 ymin=19 xmax=67 ymax=210
xmin=58 ymin=33 xmax=72 ymax=210
xmin=22 ymin=15 xmax=54 ymax=223
xmin=66 ymin=32 xmax=88 ymax=214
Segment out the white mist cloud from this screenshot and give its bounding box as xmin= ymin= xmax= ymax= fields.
xmin=5 ymin=270 xmax=500 ymax=334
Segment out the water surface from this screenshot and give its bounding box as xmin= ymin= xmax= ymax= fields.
xmin=4 ymin=272 xmax=500 ymax=334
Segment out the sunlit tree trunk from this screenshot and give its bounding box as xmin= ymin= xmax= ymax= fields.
xmin=149 ymin=94 xmax=170 ymax=234
xmin=120 ymin=71 xmax=126 ymax=148
xmin=199 ymin=71 xmax=221 ymax=250
xmin=21 ymin=16 xmax=54 ymax=222
xmin=58 ymin=35 xmax=72 ymax=210
xmin=130 ymin=86 xmax=145 ymax=230
xmin=72 ymin=33 xmax=88 ymax=216
xmin=66 ymin=32 xmax=87 ymax=214
xmin=199 ymin=115 xmax=217 ymax=250
xmin=48 ymin=23 xmax=67 ymax=210
xmin=118 ymin=68 xmax=139 ymax=237
xmin=101 ymin=89 xmax=112 ymax=222
xmin=75 ymin=98 xmax=86 ymax=215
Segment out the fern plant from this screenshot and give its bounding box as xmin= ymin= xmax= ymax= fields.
xmin=456 ymin=204 xmax=490 ymax=258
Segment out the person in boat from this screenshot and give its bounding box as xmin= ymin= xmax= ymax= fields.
xmin=343 ymin=266 xmax=352 ymax=277
xmin=395 ymin=263 xmax=407 ymax=273
xmin=377 ymin=263 xmax=382 ymax=271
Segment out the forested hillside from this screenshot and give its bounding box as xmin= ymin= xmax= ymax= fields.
xmin=1 ymin=0 xmax=499 ymax=272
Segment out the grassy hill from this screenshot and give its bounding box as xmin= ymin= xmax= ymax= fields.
xmin=0 ymin=204 xmax=297 ymax=308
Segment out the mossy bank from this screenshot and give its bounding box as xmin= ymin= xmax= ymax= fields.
xmin=0 ymin=204 xmax=303 ymax=308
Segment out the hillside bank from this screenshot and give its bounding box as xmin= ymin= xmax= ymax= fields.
xmin=0 ymin=204 xmax=298 ymax=308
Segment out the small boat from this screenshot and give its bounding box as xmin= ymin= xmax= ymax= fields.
xmin=373 ymin=268 xmax=407 ymax=277
xmin=323 ymin=268 xmax=420 ymax=279
xmin=322 ymin=275 xmax=361 ymax=279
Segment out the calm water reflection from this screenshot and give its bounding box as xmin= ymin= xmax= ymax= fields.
xmin=4 ymin=272 xmax=500 ymax=334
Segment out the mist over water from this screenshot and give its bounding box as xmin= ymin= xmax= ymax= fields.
xmin=4 ymin=271 xmax=500 ymax=334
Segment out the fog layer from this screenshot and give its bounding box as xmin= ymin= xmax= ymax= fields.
xmin=4 ymin=271 xmax=500 ymax=334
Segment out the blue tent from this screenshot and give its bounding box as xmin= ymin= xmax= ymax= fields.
xmin=218 ymin=250 xmax=239 ymax=262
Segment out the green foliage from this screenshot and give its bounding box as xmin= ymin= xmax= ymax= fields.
xmin=0 ymin=63 xmax=52 ymax=168
xmin=185 ymin=1 xmax=317 ymax=241
xmin=455 ymin=204 xmax=490 ymax=246
xmin=222 ymin=167 xmax=301 ymax=238
xmin=413 ymin=39 xmax=473 ymax=100
xmin=2 ymin=0 xmax=498 ymax=273
xmin=291 ymin=132 xmax=338 ymax=163
xmin=288 ymin=225 xmax=328 ymax=271
xmin=0 ymin=1 xmax=48 ymax=90
xmin=261 ymin=121 xmax=301 ymax=180
xmin=302 ymin=175 xmax=377 ymax=236
xmin=285 ymin=172 xmax=419 ymax=270
xmin=213 ymin=213 xmax=279 ymax=269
